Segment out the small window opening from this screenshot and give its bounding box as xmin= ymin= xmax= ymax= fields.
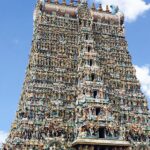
xmin=86 ymin=34 xmax=89 ymax=40
xmin=124 ymin=114 xmax=127 ymax=120
xmin=96 ymin=108 xmax=101 ymax=116
xmin=84 ymin=20 xmax=86 ymax=27
xmin=93 ymin=90 xmax=97 ymax=98
xmin=99 ymin=127 xmax=105 ymax=138
xmin=79 ymin=19 xmax=82 ymax=25
xmin=88 ymin=46 xmax=91 ymax=52
xmin=83 ymin=89 xmax=85 ymax=95
xmin=89 ymin=59 xmax=92 ymax=66
xmin=91 ymin=73 xmax=95 ymax=81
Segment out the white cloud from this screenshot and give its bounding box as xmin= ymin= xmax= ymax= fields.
xmin=134 ymin=65 xmax=150 ymax=106
xmin=96 ymin=0 xmax=150 ymax=22
xmin=0 ymin=130 xmax=8 ymax=148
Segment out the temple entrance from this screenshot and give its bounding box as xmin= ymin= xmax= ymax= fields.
xmin=94 ymin=145 xmax=107 ymax=150
xmin=91 ymin=73 xmax=95 ymax=81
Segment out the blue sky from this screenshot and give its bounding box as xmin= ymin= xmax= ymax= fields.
xmin=0 ymin=0 xmax=150 ymax=145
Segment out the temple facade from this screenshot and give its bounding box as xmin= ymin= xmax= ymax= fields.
xmin=3 ymin=0 xmax=150 ymax=150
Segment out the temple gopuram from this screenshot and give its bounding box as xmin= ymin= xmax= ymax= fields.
xmin=2 ymin=0 xmax=150 ymax=149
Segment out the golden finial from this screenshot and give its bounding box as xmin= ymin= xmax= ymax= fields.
xmin=106 ymin=5 xmax=110 ymax=12
xmin=98 ymin=4 xmax=103 ymax=12
xmin=62 ymin=0 xmax=66 ymax=5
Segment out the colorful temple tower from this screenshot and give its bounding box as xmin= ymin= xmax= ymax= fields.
xmin=3 ymin=0 xmax=150 ymax=150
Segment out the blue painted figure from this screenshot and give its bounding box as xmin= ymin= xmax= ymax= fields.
xmin=110 ymin=5 xmax=119 ymax=15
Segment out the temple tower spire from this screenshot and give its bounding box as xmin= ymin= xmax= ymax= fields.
xmin=2 ymin=1 xmax=150 ymax=150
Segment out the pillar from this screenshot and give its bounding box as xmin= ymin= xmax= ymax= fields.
xmin=85 ymin=145 xmax=88 ymax=150
xmin=79 ymin=145 xmax=83 ymax=150
xmin=89 ymin=145 xmax=94 ymax=150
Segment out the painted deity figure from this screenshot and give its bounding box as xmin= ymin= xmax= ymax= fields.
xmin=110 ymin=5 xmax=119 ymax=15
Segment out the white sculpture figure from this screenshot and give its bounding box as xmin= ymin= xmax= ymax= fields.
xmin=81 ymin=0 xmax=87 ymax=4
xmin=89 ymin=127 xmax=94 ymax=136
xmin=39 ymin=0 xmax=45 ymax=5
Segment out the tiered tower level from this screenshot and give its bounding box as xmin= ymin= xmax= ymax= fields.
xmin=3 ymin=0 xmax=150 ymax=150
